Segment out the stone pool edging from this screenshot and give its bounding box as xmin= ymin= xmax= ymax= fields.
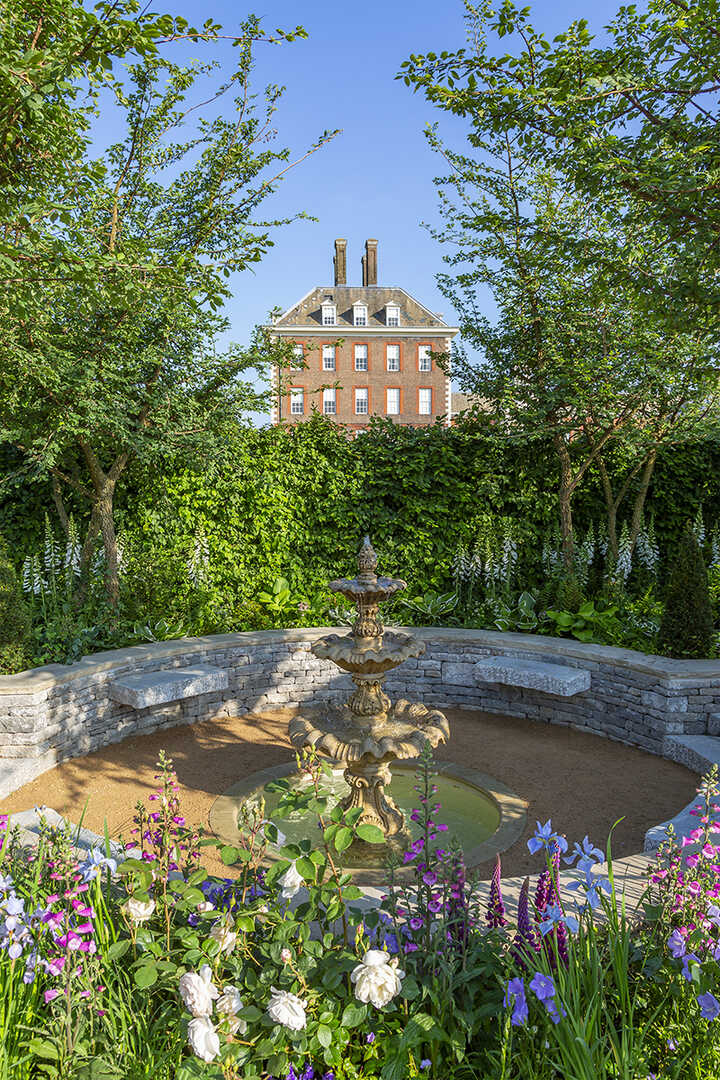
xmin=1 ymin=627 xmax=719 ymax=840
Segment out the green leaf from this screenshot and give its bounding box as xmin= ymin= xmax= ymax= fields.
xmin=106 ymin=939 xmax=130 ymax=961
xmin=340 ymin=1002 xmax=367 ymax=1028
xmin=317 ymin=1024 xmax=333 ymax=1048
xmin=334 ymin=826 xmax=353 ymax=852
xmin=220 ymin=845 xmax=240 ymax=865
xmin=134 ymin=962 xmax=158 ymax=988
xmin=355 ymin=823 xmax=385 ymax=844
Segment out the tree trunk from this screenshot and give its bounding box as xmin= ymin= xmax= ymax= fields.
xmin=598 ymin=459 xmax=618 ymax=560
xmin=629 ymin=448 xmax=658 ymax=550
xmin=96 ymin=480 xmax=120 ymax=607
xmin=78 ymin=440 xmax=128 ymax=609
xmin=555 ymin=435 xmax=575 ymax=572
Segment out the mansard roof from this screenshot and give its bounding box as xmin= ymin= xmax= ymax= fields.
xmin=272 ymin=286 xmax=453 ymax=330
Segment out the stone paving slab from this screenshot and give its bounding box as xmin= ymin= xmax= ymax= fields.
xmin=110 ymin=665 xmax=228 ymax=709
xmin=474 ymin=657 xmax=591 ymax=697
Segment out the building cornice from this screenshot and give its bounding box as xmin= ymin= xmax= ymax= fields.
xmin=268 ymin=325 xmax=459 ymax=337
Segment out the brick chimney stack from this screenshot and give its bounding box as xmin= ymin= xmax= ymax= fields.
xmin=333 ymin=238 xmax=347 ymax=286
xmin=361 ymin=238 xmax=378 ymax=286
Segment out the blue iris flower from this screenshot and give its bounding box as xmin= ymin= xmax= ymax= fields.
xmin=527 ymin=820 xmax=568 ymax=856
xmin=538 ymin=904 xmax=579 ymax=936
xmin=563 ymin=836 xmax=605 ymax=874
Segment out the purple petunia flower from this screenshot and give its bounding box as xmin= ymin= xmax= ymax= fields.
xmin=366 ymin=1032 xmax=375 ymax=1044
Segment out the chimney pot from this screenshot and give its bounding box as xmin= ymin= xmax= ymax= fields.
xmin=333 ymin=238 xmax=347 ymax=286
xmin=364 ymin=238 xmax=378 ymax=286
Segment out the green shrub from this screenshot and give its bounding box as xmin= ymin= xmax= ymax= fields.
xmin=0 ymin=539 xmax=30 ymax=672
xmin=658 ymin=527 xmax=714 ymax=658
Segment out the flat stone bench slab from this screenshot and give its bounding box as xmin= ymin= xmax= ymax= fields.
xmin=110 ymin=665 xmax=228 ymax=709
xmin=474 ymin=656 xmax=590 ymax=697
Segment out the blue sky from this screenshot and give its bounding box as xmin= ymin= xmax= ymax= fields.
xmin=118 ymin=0 xmax=622 ymax=416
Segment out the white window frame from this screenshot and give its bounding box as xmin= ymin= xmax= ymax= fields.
xmin=290 ymin=388 xmax=304 ymax=415
xmin=321 ymin=302 xmax=336 ymax=326
xmin=418 ymin=345 xmax=432 ymax=372
xmin=386 ymin=303 xmax=400 ymax=327
xmin=322 ymin=344 xmax=336 ymax=371
xmin=386 ymin=344 xmax=400 ymax=372
xmin=323 ymin=388 xmax=336 ymax=415
xmin=290 ymin=344 xmax=304 ymax=370
xmin=353 ymin=302 xmax=368 ymax=327
xmin=355 ymin=388 xmax=368 ymax=415
xmin=418 ymin=387 xmax=432 ymax=415
xmin=354 ymin=344 xmax=368 ymax=371
xmin=386 ymin=388 xmax=400 ymax=415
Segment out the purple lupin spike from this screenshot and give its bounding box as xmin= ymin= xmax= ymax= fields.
xmin=486 ymin=853 xmax=507 ymax=928
xmin=553 ymin=915 xmax=570 ymax=968
xmin=534 ymin=869 xmax=551 ymax=920
xmin=511 ymin=877 xmax=540 ymax=968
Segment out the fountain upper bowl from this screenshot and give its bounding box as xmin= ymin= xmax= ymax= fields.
xmin=312 ymin=629 xmax=425 ymax=674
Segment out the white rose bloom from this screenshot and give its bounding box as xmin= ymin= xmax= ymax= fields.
xmin=187 ymin=1016 xmax=220 ymax=1062
xmin=351 ymin=950 xmax=405 ymax=1009
xmin=267 ymin=986 xmax=308 ymax=1031
xmin=210 ymin=920 xmax=237 ymax=954
xmin=217 ymin=984 xmax=245 ymax=1022
xmin=122 ymin=897 xmax=155 ymax=924
xmin=278 ymin=860 xmax=304 ymax=902
xmin=178 ymin=965 xmax=220 ymax=1017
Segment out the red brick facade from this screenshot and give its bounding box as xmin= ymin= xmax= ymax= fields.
xmin=268 ymin=240 xmax=458 ymax=429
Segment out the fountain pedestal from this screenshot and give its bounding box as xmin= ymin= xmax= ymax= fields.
xmin=289 ymin=538 xmax=449 ymax=841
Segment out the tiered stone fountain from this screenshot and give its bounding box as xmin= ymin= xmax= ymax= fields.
xmin=288 ymin=537 xmax=450 ymax=839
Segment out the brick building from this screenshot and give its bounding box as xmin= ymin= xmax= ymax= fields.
xmin=268 ymin=239 xmax=458 ymax=429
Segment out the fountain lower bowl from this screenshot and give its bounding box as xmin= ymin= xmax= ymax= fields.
xmin=209 ymin=762 xmax=527 ymax=881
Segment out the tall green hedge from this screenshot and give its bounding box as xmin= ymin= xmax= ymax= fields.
xmin=3 ymin=417 xmax=720 ymax=609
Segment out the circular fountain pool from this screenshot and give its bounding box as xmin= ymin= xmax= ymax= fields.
xmin=209 ymin=761 xmax=526 ymax=877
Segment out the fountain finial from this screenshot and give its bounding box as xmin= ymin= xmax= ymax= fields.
xmin=357 ymin=535 xmax=378 ymax=582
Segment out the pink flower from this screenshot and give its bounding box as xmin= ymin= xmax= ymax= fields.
xmin=44 ymin=990 xmax=60 ymax=1004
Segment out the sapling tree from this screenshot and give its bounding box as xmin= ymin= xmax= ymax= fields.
xmin=658 ymin=527 xmax=714 ymax=659
xmin=0 ymin=14 xmax=336 ymax=606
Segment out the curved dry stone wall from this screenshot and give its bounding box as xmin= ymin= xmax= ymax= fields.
xmin=1 ymin=628 xmax=720 ymax=803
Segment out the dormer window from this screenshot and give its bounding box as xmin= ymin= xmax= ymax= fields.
xmin=386 ymin=303 xmax=400 ymax=327
xmin=321 ymin=300 xmax=336 ymax=326
xmin=353 ymin=301 xmax=368 ymax=327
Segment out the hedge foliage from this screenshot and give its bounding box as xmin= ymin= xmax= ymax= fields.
xmin=2 ymin=416 xmax=720 ymax=613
